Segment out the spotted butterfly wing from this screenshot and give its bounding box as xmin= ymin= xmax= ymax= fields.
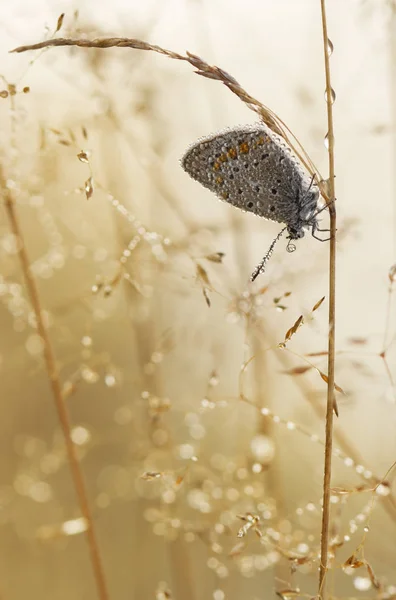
xmin=181 ymin=124 xmax=312 ymax=227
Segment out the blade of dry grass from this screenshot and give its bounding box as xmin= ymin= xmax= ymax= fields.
xmin=319 ymin=0 xmax=337 ymax=596
xmin=11 ymin=35 xmax=328 ymax=191
xmin=0 ymin=166 xmax=110 ymax=600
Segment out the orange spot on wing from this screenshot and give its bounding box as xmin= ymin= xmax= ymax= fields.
xmin=239 ymin=142 xmax=249 ymax=154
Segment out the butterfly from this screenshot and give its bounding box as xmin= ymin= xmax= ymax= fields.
xmin=182 ymin=124 xmax=329 ymax=280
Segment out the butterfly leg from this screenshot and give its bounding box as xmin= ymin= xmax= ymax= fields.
xmin=311 ymin=231 xmax=332 ymax=242
xmin=310 ymin=220 xmax=333 ymax=241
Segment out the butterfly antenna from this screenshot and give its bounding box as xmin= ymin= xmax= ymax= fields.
xmin=250 ymin=227 xmax=287 ymax=282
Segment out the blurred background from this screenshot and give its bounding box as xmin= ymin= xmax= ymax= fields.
xmin=1 ymin=0 xmax=396 ymax=599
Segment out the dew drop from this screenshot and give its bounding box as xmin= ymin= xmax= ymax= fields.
xmin=376 ymin=482 xmax=390 ymax=496
xmin=26 ymin=334 xmax=44 ymax=356
xmin=387 ymin=586 xmax=396 ymax=595
xmin=250 ymin=435 xmax=275 ymax=463
xmin=353 ymin=577 xmax=371 ymax=591
xmin=190 ymin=423 xmax=206 ymax=440
xmin=349 ymin=521 xmax=358 ymax=533
xmin=81 ymin=365 xmax=99 ymax=384
xmin=71 ymin=426 xmax=91 ymax=445
xmin=105 ymin=373 xmax=117 ymax=387
xmin=81 ymin=335 xmax=92 ymax=348
xmin=389 ymin=264 xmax=396 ymax=283
xmin=179 ymin=444 xmax=195 ymax=459
xmin=327 ymin=38 xmax=334 ymax=56
xmin=28 ymin=481 xmax=53 ymax=503
xmin=2 ymin=233 xmax=21 ymax=255
xmin=162 ymin=489 xmax=176 ymax=504
xmin=208 ymin=557 xmax=219 ymax=569
xmin=356 ymin=513 xmax=365 ymax=522
xmin=61 ymin=517 xmax=88 ymax=536
xmin=324 ymin=88 xmax=336 ymax=104
xmin=209 ymin=373 xmax=219 ymax=387
xmin=201 ymin=397 xmax=216 ymax=410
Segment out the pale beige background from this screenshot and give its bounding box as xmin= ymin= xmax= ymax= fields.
xmin=0 ymin=1 xmax=396 ymax=599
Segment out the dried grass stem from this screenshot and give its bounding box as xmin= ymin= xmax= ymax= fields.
xmin=1 ymin=168 xmax=110 ymax=600
xmin=319 ymin=0 xmax=337 ymax=596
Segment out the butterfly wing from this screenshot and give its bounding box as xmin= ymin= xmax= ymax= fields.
xmin=182 ymin=125 xmax=307 ymax=226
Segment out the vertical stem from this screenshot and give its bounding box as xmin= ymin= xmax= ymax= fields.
xmin=1 ymin=169 xmax=110 ymax=600
xmin=319 ymin=0 xmax=337 ymax=596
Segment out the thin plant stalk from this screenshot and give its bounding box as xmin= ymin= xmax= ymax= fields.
xmin=319 ymin=0 xmax=337 ymax=596
xmin=1 ymin=168 xmax=110 ymax=600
